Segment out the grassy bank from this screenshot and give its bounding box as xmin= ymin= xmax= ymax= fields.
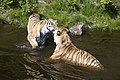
xmin=0 ymin=0 xmax=120 ymax=30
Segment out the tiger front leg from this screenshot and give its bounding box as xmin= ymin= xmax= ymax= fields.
xmin=27 ymin=34 xmax=38 ymax=49
xmin=49 ymin=51 xmax=62 ymax=60
xmin=44 ymin=51 xmax=62 ymax=63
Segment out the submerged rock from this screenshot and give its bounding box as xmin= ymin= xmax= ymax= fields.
xmin=69 ymin=23 xmax=91 ymax=35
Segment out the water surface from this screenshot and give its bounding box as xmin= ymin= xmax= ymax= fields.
xmin=0 ymin=24 xmax=120 ymax=80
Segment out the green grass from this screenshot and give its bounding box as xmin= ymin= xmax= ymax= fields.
xmin=0 ymin=0 xmax=120 ymax=30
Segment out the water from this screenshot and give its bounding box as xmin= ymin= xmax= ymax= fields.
xmin=0 ymin=24 xmax=120 ymax=80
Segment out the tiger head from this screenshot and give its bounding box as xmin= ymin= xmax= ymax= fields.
xmin=54 ymin=28 xmax=71 ymax=45
xmin=43 ymin=18 xmax=58 ymax=34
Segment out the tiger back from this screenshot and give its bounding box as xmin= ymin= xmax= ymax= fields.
xmin=49 ymin=28 xmax=104 ymax=71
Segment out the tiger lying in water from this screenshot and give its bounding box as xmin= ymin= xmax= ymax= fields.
xmin=27 ymin=13 xmax=58 ymax=49
xmin=48 ymin=28 xmax=104 ymax=71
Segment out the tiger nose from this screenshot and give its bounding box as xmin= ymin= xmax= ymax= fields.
xmin=52 ymin=29 xmax=55 ymax=32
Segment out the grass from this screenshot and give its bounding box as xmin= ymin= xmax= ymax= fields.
xmin=0 ymin=0 xmax=120 ymax=30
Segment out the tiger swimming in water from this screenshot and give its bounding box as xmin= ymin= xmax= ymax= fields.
xmin=27 ymin=13 xmax=58 ymax=49
xmin=48 ymin=28 xmax=104 ymax=71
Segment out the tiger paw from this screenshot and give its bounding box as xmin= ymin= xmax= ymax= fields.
xmin=32 ymin=46 xmax=38 ymax=49
xmin=44 ymin=58 xmax=54 ymax=63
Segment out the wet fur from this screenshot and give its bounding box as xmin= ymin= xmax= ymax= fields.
xmin=49 ymin=28 xmax=104 ymax=70
xmin=27 ymin=13 xmax=57 ymax=48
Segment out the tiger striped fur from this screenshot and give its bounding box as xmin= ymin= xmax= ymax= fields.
xmin=27 ymin=13 xmax=58 ymax=48
xmin=49 ymin=28 xmax=104 ymax=70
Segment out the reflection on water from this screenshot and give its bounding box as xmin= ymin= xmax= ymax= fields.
xmin=0 ymin=24 xmax=120 ymax=80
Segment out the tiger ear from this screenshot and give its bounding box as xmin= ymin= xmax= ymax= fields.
xmin=63 ymin=27 xmax=70 ymax=34
xmin=54 ymin=20 xmax=57 ymax=23
xmin=45 ymin=19 xmax=47 ymax=21
xmin=45 ymin=18 xmax=49 ymax=20
xmin=57 ymin=31 xmax=61 ymax=36
xmin=45 ymin=18 xmax=48 ymax=22
xmin=40 ymin=20 xmax=43 ymax=24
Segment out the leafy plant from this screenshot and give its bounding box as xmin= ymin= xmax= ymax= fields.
xmin=0 ymin=0 xmax=120 ymax=30
xmin=100 ymin=0 xmax=112 ymax=4
xmin=0 ymin=0 xmax=13 ymax=8
xmin=100 ymin=0 xmax=119 ymax=19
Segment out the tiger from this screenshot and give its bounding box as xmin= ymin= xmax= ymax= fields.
xmin=27 ymin=13 xmax=58 ymax=49
xmin=47 ymin=28 xmax=104 ymax=71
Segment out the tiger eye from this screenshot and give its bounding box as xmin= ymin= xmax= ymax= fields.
xmin=57 ymin=31 xmax=61 ymax=36
xmin=51 ymin=23 xmax=53 ymax=25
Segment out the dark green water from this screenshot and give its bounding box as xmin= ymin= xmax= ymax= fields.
xmin=0 ymin=24 xmax=120 ymax=80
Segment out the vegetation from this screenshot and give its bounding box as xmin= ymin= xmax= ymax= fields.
xmin=0 ymin=0 xmax=120 ymax=30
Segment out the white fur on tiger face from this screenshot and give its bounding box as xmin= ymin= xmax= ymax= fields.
xmin=42 ymin=19 xmax=57 ymax=34
xmin=53 ymin=28 xmax=60 ymax=45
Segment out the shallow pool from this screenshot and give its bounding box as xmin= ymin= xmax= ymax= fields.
xmin=0 ymin=24 xmax=120 ymax=80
